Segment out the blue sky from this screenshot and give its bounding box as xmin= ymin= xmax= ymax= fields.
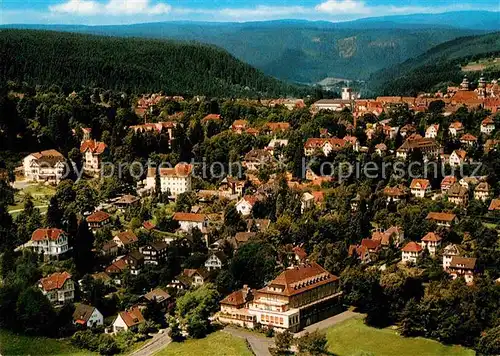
xmin=1 ymin=0 xmax=499 ymax=25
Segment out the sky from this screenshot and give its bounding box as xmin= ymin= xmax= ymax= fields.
xmin=0 ymin=0 xmax=499 ymax=25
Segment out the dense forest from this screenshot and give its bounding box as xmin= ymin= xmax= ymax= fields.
xmin=0 ymin=29 xmax=306 ymax=98
xmin=371 ymin=32 xmax=500 ymax=95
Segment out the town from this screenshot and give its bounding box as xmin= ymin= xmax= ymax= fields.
xmin=0 ymin=73 xmax=499 ymax=356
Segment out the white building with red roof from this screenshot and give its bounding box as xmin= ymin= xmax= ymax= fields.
xmin=22 ymin=228 xmax=70 ymax=258
xmin=144 ymin=163 xmax=193 ymax=197
xmin=112 ymin=306 xmax=145 ymax=333
xmin=80 ymin=139 xmax=107 ymax=176
xmin=23 ymin=149 xmax=66 ymax=184
xmin=420 ymin=232 xmax=442 ymax=256
xmin=173 ymin=212 xmax=208 ymax=232
xmin=410 ymin=179 xmax=431 ymax=198
xmin=480 ymin=117 xmax=495 ymax=135
xmin=38 ymin=271 xmax=75 ymax=305
xmin=401 ymin=241 xmax=423 ymax=264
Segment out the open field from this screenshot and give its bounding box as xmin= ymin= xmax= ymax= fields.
xmin=0 ymin=330 xmax=91 ymax=356
xmin=155 ymin=331 xmax=253 ymax=356
xmin=8 ymin=182 xmax=55 ymax=216
xmin=325 ymin=318 xmax=475 ymax=356
xmin=462 ymin=57 xmax=500 ymax=72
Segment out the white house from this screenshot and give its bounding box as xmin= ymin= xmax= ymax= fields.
xmin=420 ymin=232 xmax=442 ymax=257
xmin=80 ymin=140 xmax=107 ymax=176
xmin=448 ymin=122 xmax=464 ymax=137
xmin=442 ymin=244 xmax=461 ymax=270
xmin=480 ymin=117 xmax=495 ymax=135
xmin=144 ymin=163 xmax=193 ymax=197
xmin=448 ymin=257 xmax=476 ymax=284
xmin=410 ymin=179 xmax=431 ymax=198
xmin=401 ymin=241 xmax=423 ymax=264
xmin=112 ymin=306 xmax=145 ymax=333
xmin=38 ymin=271 xmax=75 ymax=306
xmin=173 ymin=212 xmax=208 ymax=232
xmin=301 ymin=192 xmax=315 ymax=213
xmin=204 ymin=251 xmax=227 ymax=271
xmin=22 ymin=228 xmax=70 ymax=258
xmin=425 ymin=124 xmax=439 ymax=138
xmin=73 ymin=304 xmax=104 ymax=328
xmin=236 ymin=195 xmax=259 ymax=217
xmin=474 ymin=182 xmax=491 ymax=202
xmin=23 ymin=149 xmax=66 ymax=184
xmin=449 ymin=150 xmax=467 ymax=167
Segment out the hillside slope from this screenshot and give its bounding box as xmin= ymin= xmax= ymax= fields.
xmin=2 ymin=17 xmax=488 ymax=83
xmin=0 ymin=29 xmax=300 ymax=97
xmin=371 ymin=32 xmax=500 ymax=96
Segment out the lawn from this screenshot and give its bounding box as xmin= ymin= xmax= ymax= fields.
xmin=155 ymin=331 xmax=253 ymax=356
xmin=325 ymin=318 xmax=475 ymax=356
xmin=8 ymin=183 xmax=55 ymax=216
xmin=0 ymin=329 xmax=91 ymax=356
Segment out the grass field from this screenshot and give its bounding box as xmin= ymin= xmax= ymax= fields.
xmin=8 ymin=183 xmax=55 ymax=216
xmin=0 ymin=330 xmax=91 ymax=356
xmin=326 ymin=318 xmax=475 ymax=356
xmin=155 ymin=331 xmax=253 ymax=356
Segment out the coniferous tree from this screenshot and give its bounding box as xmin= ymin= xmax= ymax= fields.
xmin=73 ymin=219 xmax=95 ymax=276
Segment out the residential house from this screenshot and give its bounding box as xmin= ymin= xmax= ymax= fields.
xmin=474 ymin=182 xmax=491 ymax=202
xmin=447 ymin=183 xmax=469 ymax=206
xmin=112 ymin=306 xmax=145 ymax=333
xmin=301 ymin=192 xmax=315 ymax=213
xmin=80 ymin=140 xmax=107 ymax=176
xmin=460 ymin=133 xmax=478 ymax=147
xmin=243 ymin=149 xmax=274 ymax=171
xmin=236 ymin=195 xmax=261 ymax=217
xmin=123 ymin=251 xmax=145 ymax=275
xmin=231 ymin=120 xmax=248 ymax=134
xmin=426 ymin=212 xmax=458 ymax=228
xmin=173 ymin=212 xmax=208 ymax=232
xmin=401 ymin=242 xmax=423 ymax=264
xmin=448 ymin=257 xmax=477 ymax=284
xmin=113 ymin=231 xmax=139 ymax=249
xmin=480 ymin=117 xmax=495 ymax=135
xmin=441 ymin=176 xmax=457 ymax=194
xmin=171 ymin=268 xmax=210 ymax=289
xmin=449 ymin=121 xmax=464 ymax=137
xmin=266 ymin=139 xmax=289 ymax=156
xmin=410 ymin=179 xmax=431 ymax=198
xmin=489 ymin=198 xmax=500 ymax=211
xmin=425 ymin=124 xmax=439 ymax=138
xmin=140 ymin=241 xmax=168 ymax=265
xmin=24 ymin=228 xmax=70 ymax=258
xmin=303 ymin=137 xmax=348 ymax=156
xmin=292 ymin=246 xmax=308 ymax=264
xmin=144 ymin=163 xmax=193 ymax=197
xmin=442 ymin=244 xmax=461 ymax=270
xmin=420 ymin=232 xmax=442 ymax=257
xmin=204 ymin=251 xmax=228 ymax=271
xmin=375 ymin=143 xmax=387 ymax=156
xmin=348 ymin=244 xmax=371 ymax=264
xmin=449 ymin=149 xmax=467 ymax=167
xmin=142 ymin=288 xmax=171 ymax=309
xmin=73 ymin=303 xmax=104 ymax=328
xmin=100 ymin=240 xmax=119 ymax=257
xmin=86 ymin=211 xmax=111 ymax=230
xmin=383 ymin=185 xmax=408 ymax=203
xmin=23 ymin=149 xmax=66 ymax=184
xmin=218 ymin=285 xmax=256 ymax=328
xmin=371 ymin=226 xmax=404 ymax=247
xmin=246 ymin=219 xmax=270 ymax=232
xmin=201 ymin=114 xmax=221 ymax=123
xmin=38 ymin=271 xmax=75 ymax=306
xmin=263 ymin=122 xmax=290 ymax=135
xmin=219 ymin=176 xmax=245 ymax=197
xmin=231 ymin=232 xmax=256 ymax=250
xmin=113 ymin=194 xmax=140 ymax=210
xmin=459 ymin=176 xmax=480 ymax=191
xmin=105 ymin=258 xmax=128 ymax=284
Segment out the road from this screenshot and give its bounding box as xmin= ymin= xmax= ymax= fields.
xmin=223 ymin=326 xmax=275 ymax=356
xmin=129 ymin=330 xmax=171 ymax=356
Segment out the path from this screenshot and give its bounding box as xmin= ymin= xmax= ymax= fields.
xmin=8 ymin=205 xmax=48 ymax=214
xmin=223 ymin=326 xmax=275 ymax=356
xmin=129 ymin=330 xmax=171 ymax=356
xmin=295 ymin=310 xmax=362 ymax=337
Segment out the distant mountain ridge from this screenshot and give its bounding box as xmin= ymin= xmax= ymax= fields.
xmin=2 ymin=11 xmax=498 ymax=84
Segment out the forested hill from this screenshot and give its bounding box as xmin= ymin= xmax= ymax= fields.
xmin=371 ymin=31 xmax=500 ymax=96
xmin=0 ymin=29 xmax=301 ymax=97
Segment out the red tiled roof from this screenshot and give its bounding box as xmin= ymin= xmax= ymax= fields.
xmin=87 ymin=211 xmax=110 ymax=223
xmin=80 ymin=140 xmax=107 ymax=155
xmin=426 ymin=212 xmax=456 ymax=222
xmin=489 ymin=199 xmax=500 ymax=211
xmin=449 ymin=121 xmax=464 ymax=130
xmin=173 ymin=212 xmax=206 ymax=222
xmin=118 ymin=306 xmax=145 ymax=327
xmin=421 ymin=232 xmax=442 ymax=242
xmin=441 ymin=176 xmax=457 ymax=188
xmin=460 ymin=133 xmax=477 ymax=142
xmin=202 ymin=114 xmax=221 ymax=122
xmin=39 ymin=271 xmax=72 ymax=291
xmin=114 ymin=231 xmax=138 ymax=245
xmin=31 ymin=228 xmax=65 ymax=241
xmin=292 ymin=246 xmax=308 ymax=260
xmin=142 ymin=221 xmax=156 ymax=230
xmin=151 ymin=163 xmax=193 ymax=178
xmin=410 ymin=179 xmax=430 ymax=190
xmin=220 ymin=286 xmax=253 ymax=306
xmin=402 ymin=241 xmax=423 ymax=253
xmin=361 ymin=238 xmax=381 ymax=250
xmin=264 ymin=122 xmax=290 ymax=132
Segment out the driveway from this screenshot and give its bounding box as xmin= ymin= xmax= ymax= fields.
xmin=129 ymin=330 xmax=171 ymax=356
xmin=295 ymin=310 xmax=362 ymax=337
xmin=223 ymin=326 xmax=275 ymax=356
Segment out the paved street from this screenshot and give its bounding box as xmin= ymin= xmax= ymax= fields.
xmin=223 ymin=326 xmax=275 ymax=356
xmin=129 ymin=330 xmax=171 ymax=356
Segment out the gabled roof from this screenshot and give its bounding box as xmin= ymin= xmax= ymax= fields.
xmin=202 ymin=114 xmax=221 ymax=122
xmin=449 ymin=121 xmax=464 ymax=130
xmin=475 ymin=182 xmax=490 ymax=192
xmin=410 ymin=178 xmax=430 ymax=190
xmin=39 ymin=271 xmax=72 ymax=291
xmin=489 ymin=198 xmax=500 ymax=211
xmin=460 ymin=133 xmax=478 ymax=142
xmin=148 ymin=163 xmax=193 ymax=178
xmin=361 ymin=238 xmax=381 ymax=250
xmin=73 ymin=303 xmax=97 ymax=324
xmin=421 ymin=232 xmax=442 ymax=242
xmin=173 ymin=212 xmax=206 ymax=222
xmin=402 ymin=241 xmax=423 ymax=253
xmin=114 ymin=231 xmax=138 ymax=245
xmin=87 ymin=210 xmax=110 ymax=223
xmin=451 ymin=149 xmax=467 ymax=160
xmin=481 ymin=117 xmax=495 ymax=126
xmin=143 ymin=288 xmax=171 ymax=303
xmin=31 ymin=228 xmax=65 ymax=241
xmin=117 ymin=306 xmax=145 ymax=327
xmin=448 ymin=183 xmax=468 ymax=197
xmin=80 ymin=140 xmax=107 ymax=155
xmin=114 ymin=194 xmax=140 ymax=205
xmin=426 ymin=212 xmax=457 ymax=222
xmin=449 ymin=256 xmax=476 ymax=270
xmin=441 ymin=176 xmax=457 ymax=187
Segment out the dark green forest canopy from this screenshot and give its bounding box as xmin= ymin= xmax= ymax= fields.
xmin=0 ymin=29 xmax=307 ymax=98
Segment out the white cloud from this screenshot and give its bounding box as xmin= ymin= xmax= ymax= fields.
xmin=50 ymin=0 xmax=171 ymax=16
xmin=315 ymin=0 xmax=370 ymax=15
xmin=218 ymin=5 xmax=310 ymax=19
